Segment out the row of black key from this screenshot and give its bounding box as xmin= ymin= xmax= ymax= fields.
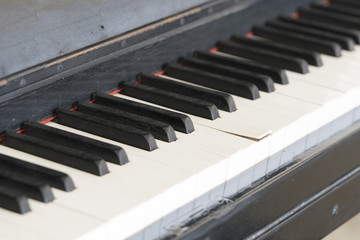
xmin=0 ymin=152 xmax=75 ymax=213
xmin=3 ymin=95 xmax=197 ymax=167
xmin=215 ymin=3 xmax=360 ymax=74
xmin=0 ymin=90 xmax=196 ymax=210
xmin=0 ymin=97 xmax=197 ymax=212
xmin=0 ymin=93 xmax=202 ymax=213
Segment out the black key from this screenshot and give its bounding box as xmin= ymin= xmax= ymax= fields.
xmin=121 ymin=82 xmax=220 ymax=120
xmin=231 ymin=36 xmax=323 ymax=66
xmin=330 ymin=0 xmax=360 ymax=9
xmin=77 ymin=102 xmax=176 ymax=143
xmin=137 ymin=74 xmax=237 ymax=112
xmin=178 ymin=57 xmax=275 ymax=92
xmin=0 ymin=153 xmax=75 ymax=192
xmin=216 ymin=41 xmax=309 ymax=73
xmin=311 ymin=3 xmax=360 ymax=19
xmin=266 ymin=20 xmax=355 ymax=50
xmin=23 ymin=122 xmax=128 ymax=165
xmin=193 ymin=51 xmax=289 ymax=85
xmin=163 ymin=64 xmax=260 ymax=100
xmin=278 ymin=16 xmax=360 ymax=44
xmin=93 ymin=93 xmax=195 ymax=134
xmin=298 ymin=7 xmax=360 ymax=30
xmin=253 ymin=26 xmax=342 ymax=57
xmin=0 ymin=167 xmax=54 ymax=203
xmin=0 ymin=186 xmax=30 ymax=214
xmin=56 ymin=109 xmax=157 ymax=151
xmin=3 ymin=132 xmax=109 ymax=176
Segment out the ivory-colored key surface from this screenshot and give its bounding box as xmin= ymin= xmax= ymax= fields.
xmin=11 ymin=120 xmax=257 ymax=239
xmin=0 ymin=217 xmax=51 ymax=240
xmin=0 ymin=197 xmax=104 ymax=240
xmin=115 ymin=93 xmax=273 ymax=139
xmin=287 ymin=71 xmax=356 ymax=92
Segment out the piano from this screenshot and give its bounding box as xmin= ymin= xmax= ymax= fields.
xmin=1 ymin=0 xmax=360 ymax=239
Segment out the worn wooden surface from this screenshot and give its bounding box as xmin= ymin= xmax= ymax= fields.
xmin=0 ymin=0 xmax=210 ymax=78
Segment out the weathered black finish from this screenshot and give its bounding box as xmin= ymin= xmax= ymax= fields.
xmin=0 ymin=152 xmax=75 ymax=192
xmin=3 ymin=132 xmax=109 ymax=176
xmin=311 ymin=3 xmax=360 ymax=19
xmin=0 ymin=167 xmax=54 ymax=203
xmin=76 ymin=102 xmax=177 ymax=142
xmin=230 ymin=36 xmax=323 ymax=66
xmin=138 ymin=74 xmax=237 ymax=112
xmin=24 ymin=122 xmax=129 ymax=165
xmin=252 ymin=25 xmax=342 ymax=57
xmin=121 ymin=82 xmax=220 ymax=120
xmin=164 ymin=64 xmax=260 ymax=99
xmin=173 ymin=123 xmax=360 ymax=240
xmin=0 ymin=186 xmax=30 ymax=214
xmin=265 ymin=20 xmax=355 ymax=50
xmin=298 ymin=7 xmax=360 ymax=30
xmin=0 ymin=0 xmax=211 ymax=79
xmin=178 ymin=57 xmax=275 ymax=92
xmin=330 ymin=0 xmax=360 ymax=9
xmin=278 ymin=16 xmax=360 ymax=44
xmin=93 ymin=93 xmax=195 ymax=134
xmin=56 ymin=109 xmax=158 ymax=151
xmin=193 ymin=51 xmax=289 ymax=84
xmin=217 ymin=41 xmax=310 ymax=73
xmin=0 ymin=0 xmax=317 ymax=134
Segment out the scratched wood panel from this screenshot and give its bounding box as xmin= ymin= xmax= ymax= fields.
xmin=0 ymin=0 xmax=209 ymax=78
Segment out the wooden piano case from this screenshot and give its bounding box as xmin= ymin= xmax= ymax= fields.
xmin=2 ymin=0 xmax=359 ymax=239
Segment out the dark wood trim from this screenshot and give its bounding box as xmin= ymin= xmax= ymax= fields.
xmin=173 ymin=122 xmax=360 ymax=240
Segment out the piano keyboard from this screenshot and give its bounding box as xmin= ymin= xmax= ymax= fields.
xmin=2 ymin=0 xmax=360 ymax=239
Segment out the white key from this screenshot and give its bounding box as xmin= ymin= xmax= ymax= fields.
xmin=115 ymin=93 xmax=273 ymax=139
xmin=0 ymin=199 xmax=103 ymax=240
xmin=287 ymin=71 xmax=356 ymax=92
xmin=0 ymin=216 xmax=50 ymax=240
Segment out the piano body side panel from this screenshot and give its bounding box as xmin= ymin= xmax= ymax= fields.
xmin=0 ymin=0 xmax=318 ymax=134
xmin=172 ymin=121 xmax=360 ymax=240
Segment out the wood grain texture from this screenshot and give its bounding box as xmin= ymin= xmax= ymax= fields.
xmin=0 ymin=0 xmax=210 ymax=78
